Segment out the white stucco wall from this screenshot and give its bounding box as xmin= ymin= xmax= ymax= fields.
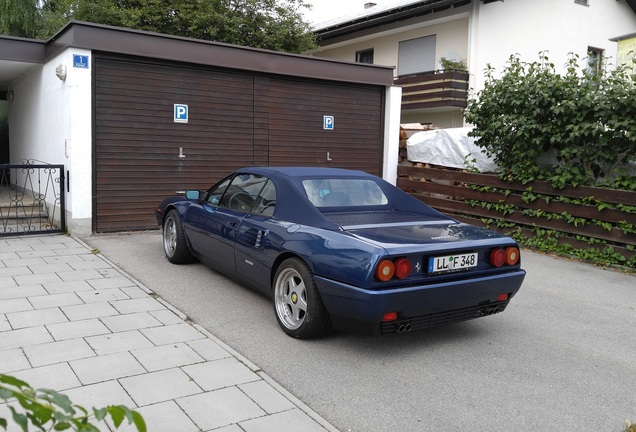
xmin=470 ymin=0 xmax=636 ymax=91
xmin=314 ymin=16 xmax=470 ymax=76
xmin=9 ymin=48 xmax=93 ymax=235
xmin=400 ymin=110 xmax=465 ymax=128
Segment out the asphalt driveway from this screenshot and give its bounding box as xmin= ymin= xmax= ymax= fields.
xmin=83 ymin=231 xmax=636 ymax=432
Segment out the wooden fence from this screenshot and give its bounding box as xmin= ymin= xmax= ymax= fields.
xmin=397 ymin=165 xmax=636 ymax=263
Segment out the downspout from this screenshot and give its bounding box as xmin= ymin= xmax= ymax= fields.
xmin=465 ymin=0 xmax=480 ymax=127
xmin=383 ymin=85 xmax=402 ymax=185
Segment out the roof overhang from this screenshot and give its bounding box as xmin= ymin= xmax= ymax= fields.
xmin=314 ymin=0 xmax=471 ymax=42
xmin=0 ymin=20 xmax=395 ymax=94
xmin=610 ymin=32 xmax=636 ymax=42
xmin=0 ymin=37 xmax=46 ymax=91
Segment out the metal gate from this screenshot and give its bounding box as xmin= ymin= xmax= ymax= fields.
xmin=0 ymin=160 xmax=65 ymax=236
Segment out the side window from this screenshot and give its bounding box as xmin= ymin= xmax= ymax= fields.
xmin=206 ymin=176 xmax=232 ymax=206
xmin=206 ymin=174 xmax=267 ymax=213
xmin=223 ymin=174 xmax=267 ymax=212
xmin=252 ymin=180 xmax=277 ymax=216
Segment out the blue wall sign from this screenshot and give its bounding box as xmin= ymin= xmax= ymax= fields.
xmin=174 ymin=104 xmax=188 ymax=123
xmin=73 ymin=55 xmax=89 ymax=69
xmin=323 ymin=115 xmax=334 ymax=130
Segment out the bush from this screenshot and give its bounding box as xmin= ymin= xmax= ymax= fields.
xmin=464 ymin=51 xmax=636 ymax=190
xmin=0 ymin=374 xmax=146 ymax=432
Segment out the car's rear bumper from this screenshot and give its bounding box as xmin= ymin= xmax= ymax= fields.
xmin=315 ymin=270 xmax=526 ymax=335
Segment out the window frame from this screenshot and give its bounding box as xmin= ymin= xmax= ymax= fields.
xmin=355 ymin=48 xmax=374 ymax=64
xmin=397 ymin=34 xmax=437 ymax=76
xmin=587 ymin=47 xmax=603 ymax=75
xmin=206 ymin=173 xmax=269 ymax=214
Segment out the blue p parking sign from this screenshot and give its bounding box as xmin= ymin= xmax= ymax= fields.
xmin=323 ymin=115 xmax=334 ymax=130
xmin=174 ymin=104 xmax=188 ymax=123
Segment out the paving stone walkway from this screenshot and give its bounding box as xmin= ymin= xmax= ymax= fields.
xmin=0 ymin=234 xmax=337 ymax=432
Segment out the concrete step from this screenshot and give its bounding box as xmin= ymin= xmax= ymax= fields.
xmin=0 ymin=200 xmax=54 ymax=234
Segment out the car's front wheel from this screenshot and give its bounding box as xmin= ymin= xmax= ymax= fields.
xmin=163 ymin=210 xmax=194 ymax=264
xmin=273 ymin=258 xmax=331 ymax=339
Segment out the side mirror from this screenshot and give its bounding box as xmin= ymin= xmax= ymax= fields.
xmin=185 ymin=190 xmax=202 ymax=200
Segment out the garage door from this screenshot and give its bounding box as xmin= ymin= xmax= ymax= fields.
xmin=94 ymin=56 xmax=385 ymax=232
xmin=94 ymin=55 xmax=255 ymax=232
xmin=265 ymin=78 xmax=384 ymax=175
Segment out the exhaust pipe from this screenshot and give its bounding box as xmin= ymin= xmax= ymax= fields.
xmin=482 ymin=306 xmax=501 ymax=316
xmin=396 ymin=323 xmax=413 ymax=333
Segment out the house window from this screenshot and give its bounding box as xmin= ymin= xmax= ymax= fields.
xmin=574 ymin=0 xmax=589 ymax=5
xmin=356 ymin=49 xmax=374 ymax=64
xmin=587 ymin=47 xmax=603 ymax=75
xmin=398 ymin=34 xmax=437 ymax=76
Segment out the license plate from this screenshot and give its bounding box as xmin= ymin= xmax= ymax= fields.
xmin=428 ymin=252 xmax=478 ymax=274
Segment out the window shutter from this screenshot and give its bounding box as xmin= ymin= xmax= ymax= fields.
xmin=398 ymin=34 xmax=437 ymax=76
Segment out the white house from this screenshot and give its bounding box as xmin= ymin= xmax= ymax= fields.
xmin=309 ymin=0 xmax=636 ymax=128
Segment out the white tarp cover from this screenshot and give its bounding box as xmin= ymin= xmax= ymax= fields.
xmin=406 ymin=127 xmax=498 ymax=173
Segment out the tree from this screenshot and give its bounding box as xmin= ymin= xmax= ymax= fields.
xmin=0 ymin=0 xmax=317 ymax=53
xmin=0 ymin=0 xmax=40 ymax=38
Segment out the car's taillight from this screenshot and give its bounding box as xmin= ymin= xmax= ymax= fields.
xmin=490 ymin=248 xmax=506 ymax=267
xmin=375 ymin=257 xmax=412 ymax=281
xmin=394 ymin=257 xmax=412 ymax=279
xmin=490 ymin=247 xmax=520 ymax=267
xmin=505 ymin=246 xmax=520 ymax=265
xmin=375 ymin=259 xmax=395 ymax=282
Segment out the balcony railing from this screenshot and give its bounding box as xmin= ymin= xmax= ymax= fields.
xmin=394 ymin=70 xmax=469 ymax=110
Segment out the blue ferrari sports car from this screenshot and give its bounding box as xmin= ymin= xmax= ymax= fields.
xmin=156 ymin=167 xmax=525 ymax=338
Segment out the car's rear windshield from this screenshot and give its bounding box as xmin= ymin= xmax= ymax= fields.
xmin=302 ymin=178 xmax=389 ymax=207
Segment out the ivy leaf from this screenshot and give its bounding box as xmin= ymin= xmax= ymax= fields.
xmin=53 ymin=421 xmax=72 ymax=431
xmin=0 ymin=375 xmax=30 ymax=389
xmin=8 ymin=407 xmax=28 ymax=432
xmin=131 ymin=411 xmax=147 ymax=432
xmin=39 ymin=389 xmax=76 ymax=415
xmin=93 ymin=407 xmax=108 ymax=421
xmin=108 ymin=406 xmax=126 ymax=428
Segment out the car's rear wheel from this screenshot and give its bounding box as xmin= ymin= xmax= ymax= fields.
xmin=273 ymin=258 xmax=331 ymax=339
xmin=163 ymin=210 xmax=194 ymax=264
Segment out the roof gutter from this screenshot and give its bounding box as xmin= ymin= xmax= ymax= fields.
xmin=315 ymin=0 xmax=471 ymax=41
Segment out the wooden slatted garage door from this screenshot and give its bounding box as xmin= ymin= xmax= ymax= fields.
xmin=264 ymin=78 xmax=384 ymax=175
xmin=94 ymin=55 xmax=255 ymax=232
xmin=94 ymin=56 xmax=385 ymax=232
